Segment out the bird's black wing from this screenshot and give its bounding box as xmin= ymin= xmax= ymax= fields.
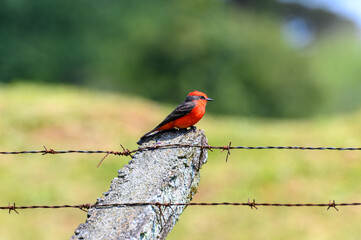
xmin=138 ymin=101 xmax=196 ymax=143
xmin=154 ymin=101 xmax=196 ymax=129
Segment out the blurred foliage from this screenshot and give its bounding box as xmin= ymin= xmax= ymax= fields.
xmin=309 ymin=32 xmax=361 ymax=114
xmin=0 ymin=0 xmax=359 ymax=117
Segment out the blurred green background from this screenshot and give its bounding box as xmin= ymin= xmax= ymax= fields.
xmin=1 ymin=0 xmax=361 ymax=117
xmin=1 ymin=0 xmax=361 ymax=239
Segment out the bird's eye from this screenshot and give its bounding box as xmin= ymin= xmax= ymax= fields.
xmin=201 ymin=96 xmax=205 ymax=99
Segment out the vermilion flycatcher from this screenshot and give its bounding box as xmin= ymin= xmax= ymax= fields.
xmin=138 ymin=91 xmax=213 ymax=143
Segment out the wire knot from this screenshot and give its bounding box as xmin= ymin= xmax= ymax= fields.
xmin=8 ymin=202 xmax=19 ymax=214
xmin=78 ymin=203 xmax=92 ymax=212
xmin=119 ymin=144 xmax=132 ymax=156
xmin=221 ymin=142 xmax=232 ymax=162
xmin=248 ymin=199 xmax=258 ymax=209
xmin=201 ymin=143 xmax=213 ymax=152
xmin=42 ymin=146 xmax=56 ymax=155
xmin=327 ymin=200 xmax=338 ymax=211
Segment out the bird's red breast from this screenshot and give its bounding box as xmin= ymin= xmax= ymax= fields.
xmin=157 ymin=101 xmax=206 ymax=130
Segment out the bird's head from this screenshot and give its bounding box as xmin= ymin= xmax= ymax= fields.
xmin=187 ymin=91 xmax=214 ymax=103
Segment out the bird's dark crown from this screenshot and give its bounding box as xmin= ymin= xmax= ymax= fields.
xmin=185 ymin=95 xmax=205 ymax=102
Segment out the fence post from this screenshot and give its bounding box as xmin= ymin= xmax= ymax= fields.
xmin=71 ymin=129 xmax=208 ymax=240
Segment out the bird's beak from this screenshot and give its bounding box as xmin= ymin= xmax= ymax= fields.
xmin=206 ymin=98 xmax=214 ymax=101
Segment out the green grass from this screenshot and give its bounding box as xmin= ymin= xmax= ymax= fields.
xmin=1 ymin=83 xmax=361 ymax=240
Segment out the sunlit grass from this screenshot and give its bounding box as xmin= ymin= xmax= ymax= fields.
xmin=1 ymin=83 xmax=361 ymax=240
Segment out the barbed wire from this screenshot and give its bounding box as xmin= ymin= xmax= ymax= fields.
xmin=2 ymin=200 xmax=361 ymax=214
xmin=0 ymin=145 xmax=134 ymax=157
xmin=2 ymin=144 xmax=360 ymax=219
xmin=1 ymin=143 xmax=361 ymax=156
xmin=1 ymin=143 xmax=360 ymax=166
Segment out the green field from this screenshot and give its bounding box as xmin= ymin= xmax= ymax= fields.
xmin=1 ymin=83 xmax=361 ymax=240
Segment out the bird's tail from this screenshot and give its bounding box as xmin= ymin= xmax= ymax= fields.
xmin=137 ymin=129 xmax=158 ymax=145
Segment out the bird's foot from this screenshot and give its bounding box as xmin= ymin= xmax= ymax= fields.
xmin=190 ymin=126 xmax=197 ymax=132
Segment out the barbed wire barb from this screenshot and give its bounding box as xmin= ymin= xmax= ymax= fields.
xmin=42 ymin=146 xmax=56 ymax=155
xmin=97 ymin=152 xmax=111 ymax=168
xmin=95 ymin=144 xmax=134 ymax=167
xmin=248 ymin=199 xmax=258 ymax=209
xmin=8 ymin=203 xmax=18 ymax=214
xmin=327 ymin=200 xmax=339 ymax=211
xmin=221 ymin=141 xmax=232 ymax=163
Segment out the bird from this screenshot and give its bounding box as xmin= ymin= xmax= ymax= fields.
xmin=137 ymin=91 xmax=213 ymax=144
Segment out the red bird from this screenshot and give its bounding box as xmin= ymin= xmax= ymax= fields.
xmin=138 ymin=91 xmax=213 ymax=143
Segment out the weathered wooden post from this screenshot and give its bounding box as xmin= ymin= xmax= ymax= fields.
xmin=71 ymin=129 xmax=208 ymax=240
